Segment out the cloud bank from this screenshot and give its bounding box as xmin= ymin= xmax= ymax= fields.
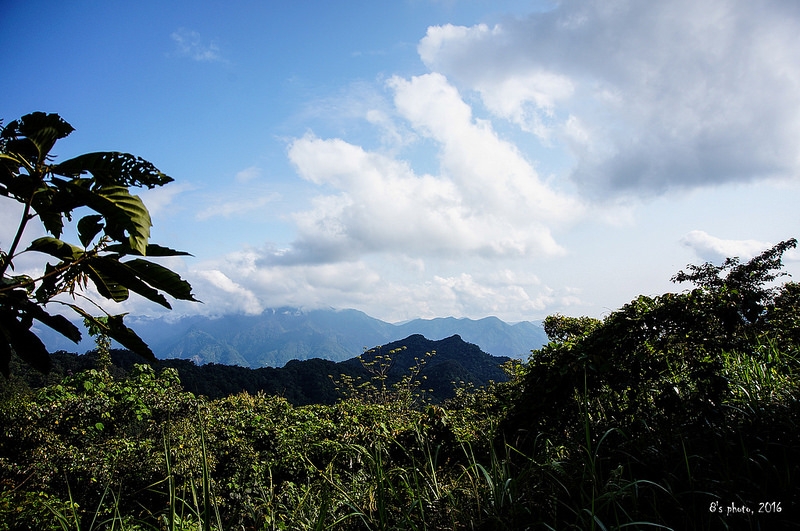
xmin=419 ymin=0 xmax=800 ymax=196
xmin=182 ymin=0 xmax=800 ymax=321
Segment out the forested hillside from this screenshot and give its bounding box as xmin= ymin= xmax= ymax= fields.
xmin=6 ymin=334 xmax=509 ymax=405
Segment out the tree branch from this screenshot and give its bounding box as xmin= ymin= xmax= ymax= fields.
xmin=0 ymin=188 xmax=35 ymax=279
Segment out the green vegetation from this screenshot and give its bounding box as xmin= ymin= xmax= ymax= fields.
xmin=1 ymin=333 xmax=510 ymax=406
xmin=1 ymin=112 xmax=196 ymax=375
xmin=1 ymin=112 xmax=798 ymax=528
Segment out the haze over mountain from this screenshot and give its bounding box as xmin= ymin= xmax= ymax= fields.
xmin=39 ymin=308 xmax=547 ymax=368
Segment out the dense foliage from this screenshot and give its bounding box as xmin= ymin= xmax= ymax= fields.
xmin=502 ymin=239 xmax=800 ymax=528
xmin=0 ymin=112 xmax=196 ymax=375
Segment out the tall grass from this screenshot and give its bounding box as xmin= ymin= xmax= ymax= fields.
xmin=149 ymin=410 xmax=222 ymax=531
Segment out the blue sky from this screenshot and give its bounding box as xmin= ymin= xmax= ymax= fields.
xmin=3 ymin=0 xmax=800 ymax=323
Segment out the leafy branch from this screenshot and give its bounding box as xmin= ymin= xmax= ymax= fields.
xmin=0 ymin=112 xmax=198 ymax=377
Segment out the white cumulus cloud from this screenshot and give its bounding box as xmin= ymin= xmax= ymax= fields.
xmin=194 ymin=269 xmax=264 ymax=315
xmin=277 ymin=73 xmax=582 ymax=266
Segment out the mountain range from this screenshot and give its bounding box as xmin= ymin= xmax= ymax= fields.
xmin=38 ymin=307 xmax=547 ymax=369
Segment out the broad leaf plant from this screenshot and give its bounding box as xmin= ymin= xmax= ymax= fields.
xmin=0 ymin=112 xmax=197 ymax=376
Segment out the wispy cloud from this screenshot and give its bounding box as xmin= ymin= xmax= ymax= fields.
xmin=139 ymin=182 xmax=193 ymax=218
xmin=170 ymin=28 xmax=225 ymax=62
xmin=193 ymin=166 xmax=278 ymax=220
xmin=196 ymin=193 xmax=279 ymax=221
xmin=235 ymin=166 xmax=262 ymax=183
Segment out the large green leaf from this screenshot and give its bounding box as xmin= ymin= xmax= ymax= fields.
xmin=86 ymin=256 xmax=170 ymax=308
xmin=1 ymin=295 xmax=82 ymax=343
xmin=54 ymin=180 xmax=152 ymax=255
xmin=2 ymin=112 xmax=74 ymax=163
xmin=84 ymin=261 xmax=129 ymax=302
xmin=31 ymin=182 xmax=85 ymax=239
xmin=68 ymin=306 xmax=156 ymax=362
xmin=53 ymin=151 xmax=173 ymax=189
xmin=36 ymin=210 xmax=66 ymax=240
xmin=27 ymin=237 xmax=85 ymax=261
xmin=0 ymin=315 xmax=52 ymax=374
xmin=77 ymin=214 xmax=104 ymax=248
xmin=104 ymin=243 xmax=192 ymax=257
xmin=34 ymin=309 xmax=82 ymax=343
xmin=96 ymin=186 xmax=152 ymax=255
xmin=124 ymin=259 xmax=198 ymax=302
xmin=105 ymin=315 xmax=156 ymax=362
xmin=0 ymin=159 xmax=37 ymax=200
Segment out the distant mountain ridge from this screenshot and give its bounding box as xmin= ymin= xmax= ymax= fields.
xmin=39 ymin=307 xmax=547 ymax=369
